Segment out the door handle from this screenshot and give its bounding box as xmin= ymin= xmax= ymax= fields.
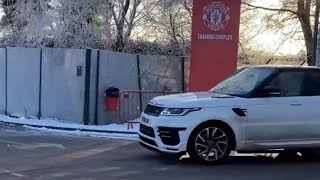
xmin=290 ymin=103 xmax=302 ymax=106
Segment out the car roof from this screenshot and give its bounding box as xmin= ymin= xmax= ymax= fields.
xmin=244 ymin=65 xmax=320 ymax=71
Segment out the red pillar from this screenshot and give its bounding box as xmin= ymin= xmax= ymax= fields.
xmin=188 ymin=0 xmax=242 ymax=92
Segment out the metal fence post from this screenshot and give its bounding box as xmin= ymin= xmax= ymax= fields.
xmin=94 ymin=50 xmax=100 ymax=125
xmin=181 ymin=57 xmax=186 ymax=92
xmin=38 ymin=48 xmax=43 ymax=119
xmin=83 ymin=49 xmax=92 ymax=125
xmin=137 ymin=54 xmax=143 ymax=113
xmin=5 ymin=47 xmax=7 ymax=116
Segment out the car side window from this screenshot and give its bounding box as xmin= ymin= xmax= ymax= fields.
xmin=264 ymin=71 xmax=304 ymax=97
xmin=302 ymin=71 xmax=320 ymax=96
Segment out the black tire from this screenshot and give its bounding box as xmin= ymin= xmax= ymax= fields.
xmin=300 ymin=149 xmax=320 ymax=160
xmin=276 ymin=150 xmax=301 ymax=161
xmin=187 ymin=122 xmax=235 ymax=165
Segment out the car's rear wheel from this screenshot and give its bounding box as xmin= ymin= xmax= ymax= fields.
xmin=300 ymin=149 xmax=320 ymax=160
xmin=187 ymin=123 xmax=234 ymax=164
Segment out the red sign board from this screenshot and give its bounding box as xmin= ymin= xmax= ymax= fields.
xmin=188 ymin=0 xmax=242 ymax=92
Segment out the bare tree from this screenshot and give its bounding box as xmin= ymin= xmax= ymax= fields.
xmin=144 ymin=0 xmax=192 ymax=56
xmin=108 ymin=0 xmax=142 ymax=51
xmin=243 ymin=0 xmax=316 ymax=65
xmin=183 ymin=0 xmax=192 ymax=18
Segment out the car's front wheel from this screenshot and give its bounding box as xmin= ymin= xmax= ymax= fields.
xmin=187 ymin=123 xmax=234 ymax=164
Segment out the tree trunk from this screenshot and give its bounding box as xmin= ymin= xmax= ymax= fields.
xmin=298 ymin=0 xmax=314 ymax=65
xmin=301 ymin=20 xmax=313 ymax=65
xmin=115 ymin=26 xmax=125 ymax=51
xmin=317 ymin=35 xmax=320 ymax=66
xmin=114 ymin=0 xmax=130 ymax=52
xmin=313 ymin=0 xmax=320 ymax=66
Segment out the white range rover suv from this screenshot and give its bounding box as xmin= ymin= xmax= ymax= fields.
xmin=138 ymin=65 xmax=320 ymax=164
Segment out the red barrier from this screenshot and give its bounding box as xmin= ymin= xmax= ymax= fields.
xmin=117 ymin=90 xmax=183 ymax=128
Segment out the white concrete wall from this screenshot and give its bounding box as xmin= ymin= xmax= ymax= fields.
xmin=139 ymin=55 xmax=184 ymax=109
xmin=2 ymin=47 xmax=184 ymax=124
xmin=97 ymin=50 xmax=139 ymax=124
xmin=0 ymin=49 xmax=6 ymax=114
xmin=41 ymin=48 xmax=87 ymax=123
xmin=139 ymin=55 xmax=183 ymax=91
xmin=7 ymin=47 xmax=41 ymax=118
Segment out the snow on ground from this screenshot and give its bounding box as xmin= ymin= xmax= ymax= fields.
xmin=23 ymin=126 xmax=139 ymax=140
xmin=0 ymin=114 xmax=139 ymax=140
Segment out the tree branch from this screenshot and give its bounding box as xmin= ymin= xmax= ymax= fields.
xmin=183 ymin=0 xmax=192 ymax=18
xmin=243 ymin=2 xmax=298 ymax=15
xmin=124 ymin=0 xmax=141 ymax=40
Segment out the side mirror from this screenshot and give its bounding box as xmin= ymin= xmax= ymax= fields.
xmin=258 ymin=86 xmax=281 ymax=97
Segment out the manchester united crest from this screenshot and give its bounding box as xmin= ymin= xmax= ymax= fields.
xmin=202 ymin=2 xmax=230 ymax=31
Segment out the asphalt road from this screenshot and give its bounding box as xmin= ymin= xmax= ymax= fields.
xmin=1 ymin=124 xmax=320 ymax=180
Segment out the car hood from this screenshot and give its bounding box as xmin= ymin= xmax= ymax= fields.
xmin=149 ymin=92 xmax=246 ymax=108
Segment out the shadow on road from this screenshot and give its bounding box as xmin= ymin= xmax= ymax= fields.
xmin=141 ymin=152 xmax=320 ymax=166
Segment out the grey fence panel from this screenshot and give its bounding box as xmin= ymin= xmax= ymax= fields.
xmin=139 ymin=55 xmax=183 ymax=91
xmin=7 ymin=47 xmax=41 ymax=118
xmin=3 ymin=46 xmax=186 ymax=124
xmin=139 ymin=55 xmax=184 ymax=109
xmin=0 ymin=49 xmax=6 ymax=114
xmin=184 ymin=56 xmax=190 ymax=91
xmin=41 ymin=48 xmax=87 ymax=123
xmin=98 ymin=50 xmax=139 ymax=124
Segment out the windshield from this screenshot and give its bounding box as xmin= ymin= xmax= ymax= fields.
xmin=210 ymin=68 xmax=275 ymax=97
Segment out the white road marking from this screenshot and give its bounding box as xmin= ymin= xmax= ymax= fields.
xmin=0 ymin=169 xmax=26 ymax=177
xmin=38 ymin=141 xmax=134 ymax=165
xmin=89 ymin=166 xmax=121 ymax=173
xmin=0 ymin=140 xmax=65 ymax=150
xmin=153 ymin=167 xmax=170 ymax=171
xmin=111 ymin=170 xmax=141 ymax=177
xmin=12 ymin=143 xmax=66 ymax=150
xmin=36 ymin=172 xmax=73 ymax=180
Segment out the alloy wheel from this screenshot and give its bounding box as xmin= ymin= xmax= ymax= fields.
xmin=194 ymin=127 xmax=229 ymax=162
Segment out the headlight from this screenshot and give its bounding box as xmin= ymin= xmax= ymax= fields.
xmin=160 ymin=108 xmax=201 ymax=116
